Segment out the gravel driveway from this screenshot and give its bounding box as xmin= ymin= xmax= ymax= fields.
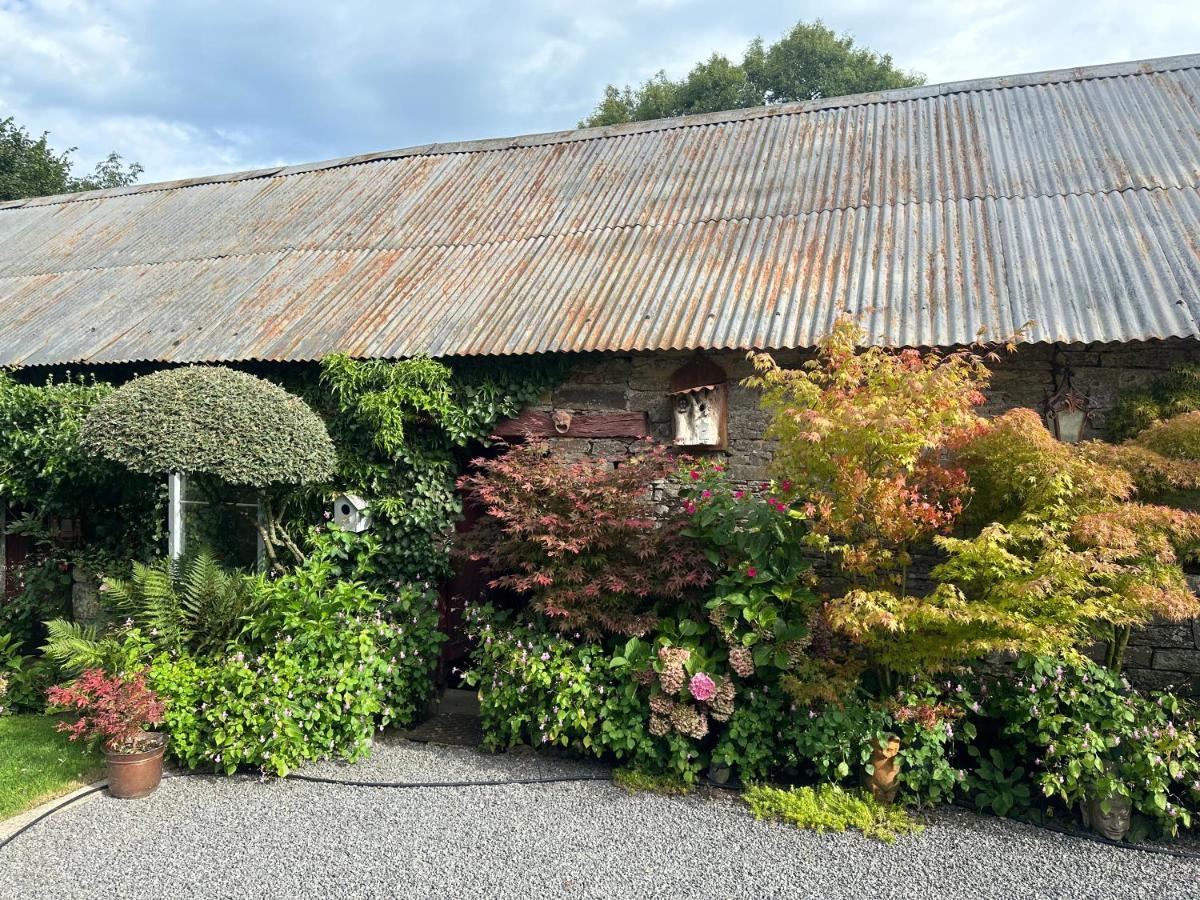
xmin=1 ymin=736 xmax=1197 ymax=900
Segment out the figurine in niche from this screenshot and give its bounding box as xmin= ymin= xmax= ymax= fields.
xmin=670 ymin=355 xmax=728 ymax=449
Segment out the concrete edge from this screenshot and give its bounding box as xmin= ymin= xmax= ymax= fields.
xmin=0 ymin=779 xmax=108 ymax=842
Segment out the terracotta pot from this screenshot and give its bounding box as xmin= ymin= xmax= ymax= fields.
xmin=105 ymin=733 xmax=167 ymax=799
xmin=862 ymin=735 xmax=902 ymax=805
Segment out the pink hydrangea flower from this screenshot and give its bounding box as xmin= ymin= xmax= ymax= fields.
xmin=689 ymin=672 xmax=717 ymax=702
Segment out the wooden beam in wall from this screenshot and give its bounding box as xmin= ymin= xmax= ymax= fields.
xmin=492 ymin=410 xmax=650 ymax=439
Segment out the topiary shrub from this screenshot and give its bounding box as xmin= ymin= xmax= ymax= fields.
xmin=80 ymin=366 xmax=336 ymax=487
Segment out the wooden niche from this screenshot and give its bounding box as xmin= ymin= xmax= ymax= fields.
xmin=670 ymin=355 xmax=728 ymax=450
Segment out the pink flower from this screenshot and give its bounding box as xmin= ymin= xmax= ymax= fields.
xmin=689 ymin=672 xmax=717 ymax=702
xmin=781 ymin=480 xmax=792 ymax=492
xmin=746 ymin=567 xmax=757 ymax=578
xmin=732 ymin=490 xmax=744 ymax=499
xmin=684 ymin=501 xmax=697 ymax=515
xmin=701 ymin=490 xmax=712 ymax=498
xmin=689 ymin=470 xmax=701 ymax=481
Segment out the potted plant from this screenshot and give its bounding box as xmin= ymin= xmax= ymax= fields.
xmin=47 ymin=668 xmax=167 ymax=799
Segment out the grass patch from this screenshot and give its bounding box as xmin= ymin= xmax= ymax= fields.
xmin=613 ymin=767 xmax=694 ymax=796
xmin=0 ymin=714 xmax=103 ymax=821
xmin=743 ymin=783 xmax=923 ymax=844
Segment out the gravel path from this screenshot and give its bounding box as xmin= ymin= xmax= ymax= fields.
xmin=1 ymin=737 xmax=1197 ymax=899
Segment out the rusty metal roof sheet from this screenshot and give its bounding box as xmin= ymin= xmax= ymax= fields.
xmin=2 ymin=53 xmax=1200 ymax=365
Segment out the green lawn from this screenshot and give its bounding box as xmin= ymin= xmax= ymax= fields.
xmin=0 ymin=714 xmax=103 ymax=821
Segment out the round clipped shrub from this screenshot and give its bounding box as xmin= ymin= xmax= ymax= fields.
xmin=1134 ymin=410 xmax=1200 ymax=461
xmin=81 ymin=366 xmax=336 ymax=486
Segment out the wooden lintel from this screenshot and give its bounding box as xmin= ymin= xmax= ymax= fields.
xmin=492 ymin=410 xmax=650 ymax=439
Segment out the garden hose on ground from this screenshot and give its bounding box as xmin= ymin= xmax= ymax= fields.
xmin=0 ymin=769 xmax=611 ymax=853
xmin=3 ymin=771 xmax=1200 ymax=863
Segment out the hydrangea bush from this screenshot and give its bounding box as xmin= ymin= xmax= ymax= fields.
xmin=465 ymin=606 xmax=704 ymax=781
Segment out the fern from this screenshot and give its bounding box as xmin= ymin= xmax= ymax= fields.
xmin=51 ymin=552 xmax=261 ymax=664
xmin=41 ymin=619 xmax=108 ymax=675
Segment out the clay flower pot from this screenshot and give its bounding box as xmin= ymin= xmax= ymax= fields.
xmin=862 ymin=735 xmax=902 ymax=804
xmin=106 ymin=733 xmax=168 ymax=799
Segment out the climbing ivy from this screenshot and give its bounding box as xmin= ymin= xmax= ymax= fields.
xmin=312 ymin=354 xmax=566 ymax=584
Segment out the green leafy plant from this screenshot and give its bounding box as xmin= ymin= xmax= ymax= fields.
xmin=979 ymin=655 xmax=1200 ymax=839
xmin=0 ymin=372 xmax=160 ymax=615
xmin=466 ymin=605 xmax=704 ymax=782
xmin=967 ymin=747 xmax=1031 ymax=817
xmin=314 ymin=354 xmax=563 ymax=587
xmin=677 ymin=461 xmax=821 ymax=689
xmin=1107 ymin=364 xmax=1200 ymax=441
xmin=0 ymin=630 xmax=54 ymax=713
xmin=743 ymin=783 xmax=923 ymax=844
xmin=149 ymin=554 xmax=442 ymax=776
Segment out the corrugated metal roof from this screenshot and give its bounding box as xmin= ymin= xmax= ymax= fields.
xmin=2 ymin=53 xmax=1200 ymax=364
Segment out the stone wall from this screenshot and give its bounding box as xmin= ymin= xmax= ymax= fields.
xmin=528 ymin=337 xmax=1200 ymax=694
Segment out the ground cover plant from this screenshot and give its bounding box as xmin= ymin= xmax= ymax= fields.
xmin=743 ymin=783 xmax=923 ymax=844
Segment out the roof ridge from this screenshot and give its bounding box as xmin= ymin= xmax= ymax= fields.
xmin=3 ymin=51 xmax=1198 ymax=212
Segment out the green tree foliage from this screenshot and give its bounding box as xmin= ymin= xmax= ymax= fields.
xmin=580 ymin=20 xmax=922 ymax=127
xmin=81 ymin=366 xmax=336 ymax=488
xmin=937 ymin=409 xmax=1200 ymax=671
xmin=0 ymin=373 xmax=160 ymax=645
xmin=81 ymin=366 xmax=337 ymax=573
xmin=0 ymin=116 xmax=142 ymax=202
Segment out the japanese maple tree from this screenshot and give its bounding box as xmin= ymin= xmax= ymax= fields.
xmin=457 ymin=440 xmax=711 ymax=637
xmin=47 ymin=668 xmax=164 ymax=753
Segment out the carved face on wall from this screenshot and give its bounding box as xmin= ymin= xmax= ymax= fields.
xmin=673 ymin=385 xmax=725 ymax=448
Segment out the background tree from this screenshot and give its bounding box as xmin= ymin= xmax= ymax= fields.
xmin=581 ymin=19 xmax=923 ymax=127
xmin=0 ymin=116 xmax=142 ymax=202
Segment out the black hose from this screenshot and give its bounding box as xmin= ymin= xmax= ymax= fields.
xmin=0 ymin=769 xmax=611 ymax=853
xmin=277 ymin=772 xmax=612 ymax=789
xmin=0 ymin=784 xmax=108 ymax=853
xmin=5 ymin=770 xmax=1199 ymax=863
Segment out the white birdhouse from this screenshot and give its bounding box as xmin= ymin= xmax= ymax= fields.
xmin=332 ymin=493 xmax=372 ymax=533
xmin=670 ymin=356 xmax=728 ymax=449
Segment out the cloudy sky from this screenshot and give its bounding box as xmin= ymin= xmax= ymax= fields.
xmin=2 ymin=0 xmax=1199 ymax=184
